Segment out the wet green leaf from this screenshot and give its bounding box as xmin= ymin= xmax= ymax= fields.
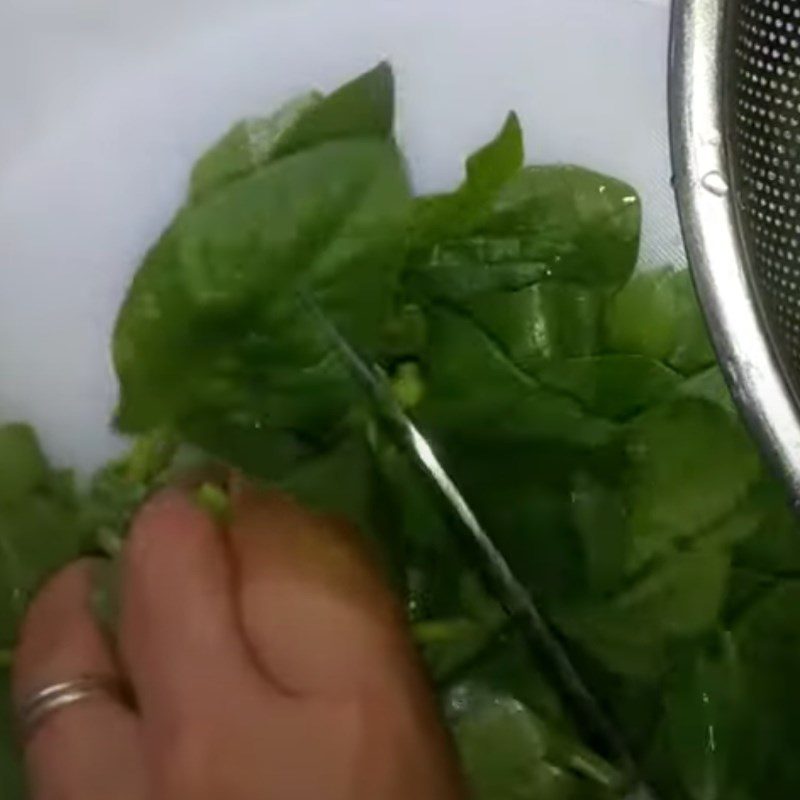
xmin=605 ymin=269 xmax=714 ymax=375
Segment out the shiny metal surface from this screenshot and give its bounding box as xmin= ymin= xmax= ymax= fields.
xmin=16 ymin=675 xmax=128 ymax=740
xmin=670 ymin=0 xmax=800 ymax=503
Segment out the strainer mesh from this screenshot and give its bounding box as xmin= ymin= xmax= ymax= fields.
xmin=731 ymin=0 xmax=800 ymax=374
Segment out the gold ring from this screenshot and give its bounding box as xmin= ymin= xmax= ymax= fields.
xmin=16 ymin=675 xmax=128 ymax=741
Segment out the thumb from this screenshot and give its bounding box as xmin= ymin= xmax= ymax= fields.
xmin=225 ymin=484 xmax=466 ymax=799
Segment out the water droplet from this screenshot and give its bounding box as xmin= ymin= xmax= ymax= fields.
xmin=701 ymin=171 xmax=729 ymax=196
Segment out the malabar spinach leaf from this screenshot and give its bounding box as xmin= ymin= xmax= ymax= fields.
xmin=0 ymin=425 xmax=83 ymax=648
xmin=605 ymin=269 xmax=715 ymax=375
xmin=409 ymin=112 xmax=524 ymax=254
xmin=190 ymin=61 xmax=396 ymax=204
xmin=114 ymin=139 xmax=411 ymax=444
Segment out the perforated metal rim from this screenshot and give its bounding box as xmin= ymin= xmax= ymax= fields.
xmin=732 ymin=1 xmax=800 ymax=373
xmin=670 ymin=0 xmax=800 ymax=504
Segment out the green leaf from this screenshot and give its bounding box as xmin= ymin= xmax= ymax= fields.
xmin=452 ymin=449 xmax=584 ymax=603
xmin=480 ymin=166 xmax=640 ymax=289
xmin=558 ymin=547 xmax=730 ymax=679
xmin=463 ymin=282 xmax=604 ymax=372
xmin=0 ymin=671 xmax=25 ymax=799
xmin=675 ymin=367 xmax=737 ymax=417
xmin=698 ymin=494 xmax=769 ymax=553
xmin=0 ymin=497 xmax=84 ymax=645
xmin=409 ymin=112 xmax=524 ymax=254
xmin=558 ymin=428 xmax=759 ymax=680
xmin=448 ymin=684 xmax=550 ymax=800
xmin=190 ymin=63 xmax=395 ymax=205
xmin=445 ymin=629 xmax=567 ymax=726
xmin=623 ymin=546 xmax=730 ymax=641
xmin=570 ymin=471 xmax=628 ymax=596
xmin=372 ymin=432 xmax=479 ymax=628
xmin=189 ymin=91 xmax=323 ymax=202
xmin=273 ymin=426 xmax=414 ymax=588
xmin=624 ymin=399 xmax=761 ymax=571
xmin=409 ymin=165 xmax=640 ymax=305
xmin=271 ymin=431 xmax=377 ymax=538
xmin=409 ymin=580 xmax=510 ymax=687
xmin=0 ymin=425 xmax=83 ymax=647
xmin=446 ymin=683 xmax=621 ymax=800
xmin=417 ymin=306 xmax=615 ymax=448
xmin=733 ymin=478 xmax=800 ymax=577
xmin=662 ymin=634 xmax=742 ymax=800
xmin=465 ymin=113 xmax=525 ymax=197
xmin=538 ymin=355 xmax=682 ymax=420
xmin=269 ymin=62 xmax=395 ymax=159
xmin=432 ymin=431 xmax=630 ymax=607
xmin=415 ymin=613 xmax=505 ymax=684
xmin=605 ymin=268 xmax=715 ymax=375
xmin=407 ymin=234 xmax=551 ymax=303
xmin=730 ymin=582 xmax=800 ymax=796
xmin=0 ymin=424 xmax=48 ymax=504
xmin=114 ymin=138 xmax=411 ymax=443
xmin=82 ymin=430 xmax=180 ymax=556
xmin=380 ymin=303 xmax=427 ymax=360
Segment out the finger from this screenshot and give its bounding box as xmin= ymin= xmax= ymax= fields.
xmin=13 ymin=560 xmax=146 ymax=800
xmin=119 ymin=488 xmax=269 ymax=725
xmin=227 ymin=484 xmax=419 ymax=697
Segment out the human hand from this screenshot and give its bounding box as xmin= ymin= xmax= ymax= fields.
xmin=12 ymin=485 xmax=465 ymax=800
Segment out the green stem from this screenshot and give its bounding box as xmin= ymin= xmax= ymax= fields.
xmin=412 ymin=618 xmax=477 ymax=646
xmin=195 ymin=482 xmax=231 ymax=524
xmin=0 ymin=649 xmax=12 ymax=669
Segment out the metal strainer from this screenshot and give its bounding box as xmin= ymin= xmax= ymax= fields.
xmin=671 ymin=0 xmax=800 ymax=502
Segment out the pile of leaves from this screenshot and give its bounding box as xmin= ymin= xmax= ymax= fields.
xmin=2 ymin=63 xmax=800 ymax=799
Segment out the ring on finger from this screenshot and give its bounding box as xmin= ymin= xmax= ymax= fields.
xmin=16 ymin=675 xmax=131 ymax=742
